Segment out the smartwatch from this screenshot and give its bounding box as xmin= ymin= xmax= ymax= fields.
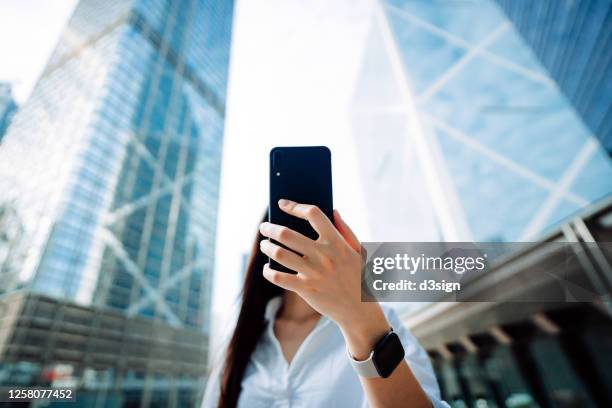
xmin=347 ymin=327 xmax=405 ymax=378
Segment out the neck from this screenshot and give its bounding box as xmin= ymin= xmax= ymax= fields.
xmin=279 ymin=291 xmax=320 ymax=321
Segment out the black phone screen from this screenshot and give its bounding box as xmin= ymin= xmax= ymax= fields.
xmin=269 ymin=146 xmax=333 ymax=273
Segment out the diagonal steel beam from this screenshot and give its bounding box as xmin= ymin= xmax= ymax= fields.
xmin=100 ymin=228 xmax=182 ymax=327
xmin=383 ymin=3 xmax=555 ymax=87
xmin=417 ymin=23 xmax=510 ymax=103
xmin=103 ymin=172 xmax=195 ymax=225
xmin=375 ymin=1 xmax=473 ymax=241
xmin=126 ymin=258 xmax=207 ymax=315
xmin=424 ymin=113 xmax=590 ymax=207
xmin=520 ymin=139 xmax=596 ymax=240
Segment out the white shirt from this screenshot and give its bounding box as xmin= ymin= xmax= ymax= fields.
xmin=202 ymin=297 xmax=449 ymax=408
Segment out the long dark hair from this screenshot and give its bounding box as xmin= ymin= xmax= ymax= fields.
xmin=217 ymin=212 xmax=282 ymax=408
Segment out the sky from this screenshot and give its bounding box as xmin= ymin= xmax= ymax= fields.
xmin=0 ymin=0 xmax=375 ymax=356
xmin=0 ymin=0 xmax=79 ymax=103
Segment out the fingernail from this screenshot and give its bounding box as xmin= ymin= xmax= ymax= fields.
xmin=278 ymin=199 xmax=290 ymax=207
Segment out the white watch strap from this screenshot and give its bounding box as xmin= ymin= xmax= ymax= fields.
xmin=347 ymin=348 xmax=380 ymax=378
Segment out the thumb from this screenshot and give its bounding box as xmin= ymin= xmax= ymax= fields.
xmin=333 ymin=209 xmax=361 ymax=253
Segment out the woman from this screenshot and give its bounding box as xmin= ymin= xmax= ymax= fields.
xmin=203 ymin=199 xmax=448 ymax=408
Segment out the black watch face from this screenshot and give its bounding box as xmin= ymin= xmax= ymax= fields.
xmin=372 ymin=332 xmax=405 ymax=378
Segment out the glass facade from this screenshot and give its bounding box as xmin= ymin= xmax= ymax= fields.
xmin=0 ymin=0 xmax=233 ymax=328
xmin=0 ymin=82 xmax=17 ymax=143
xmin=351 ymin=0 xmax=612 ymax=243
xmin=494 ymin=0 xmax=612 ymax=156
xmin=0 ymin=0 xmax=233 ymax=406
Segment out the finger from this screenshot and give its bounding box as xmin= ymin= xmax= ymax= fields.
xmin=263 ymin=263 xmax=302 ymax=291
xmin=333 ymin=209 xmax=361 ymax=253
xmin=259 ymin=222 xmax=314 ymax=255
xmin=278 ymin=199 xmax=336 ymax=239
xmin=260 ymin=239 xmax=310 ymax=273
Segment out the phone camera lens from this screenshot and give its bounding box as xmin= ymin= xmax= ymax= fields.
xmin=273 ymin=151 xmax=283 ymax=171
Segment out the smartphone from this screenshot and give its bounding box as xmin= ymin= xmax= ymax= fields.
xmin=269 ymin=146 xmax=333 ymax=273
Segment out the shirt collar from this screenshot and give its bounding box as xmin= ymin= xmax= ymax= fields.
xmin=264 ymin=296 xmax=283 ymax=322
xmin=263 ymin=295 xmax=331 ymax=328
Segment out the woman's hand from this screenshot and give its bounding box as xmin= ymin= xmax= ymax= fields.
xmin=259 ymin=199 xmax=390 ymax=359
xmin=260 ymin=200 xmax=434 ymax=408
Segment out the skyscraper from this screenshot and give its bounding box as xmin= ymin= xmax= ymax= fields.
xmin=351 ymin=0 xmax=612 ymax=243
xmin=349 ymin=2 xmax=612 ymax=406
xmin=0 ymin=0 xmax=234 ymax=406
xmin=0 ymin=82 xmax=17 ymax=142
